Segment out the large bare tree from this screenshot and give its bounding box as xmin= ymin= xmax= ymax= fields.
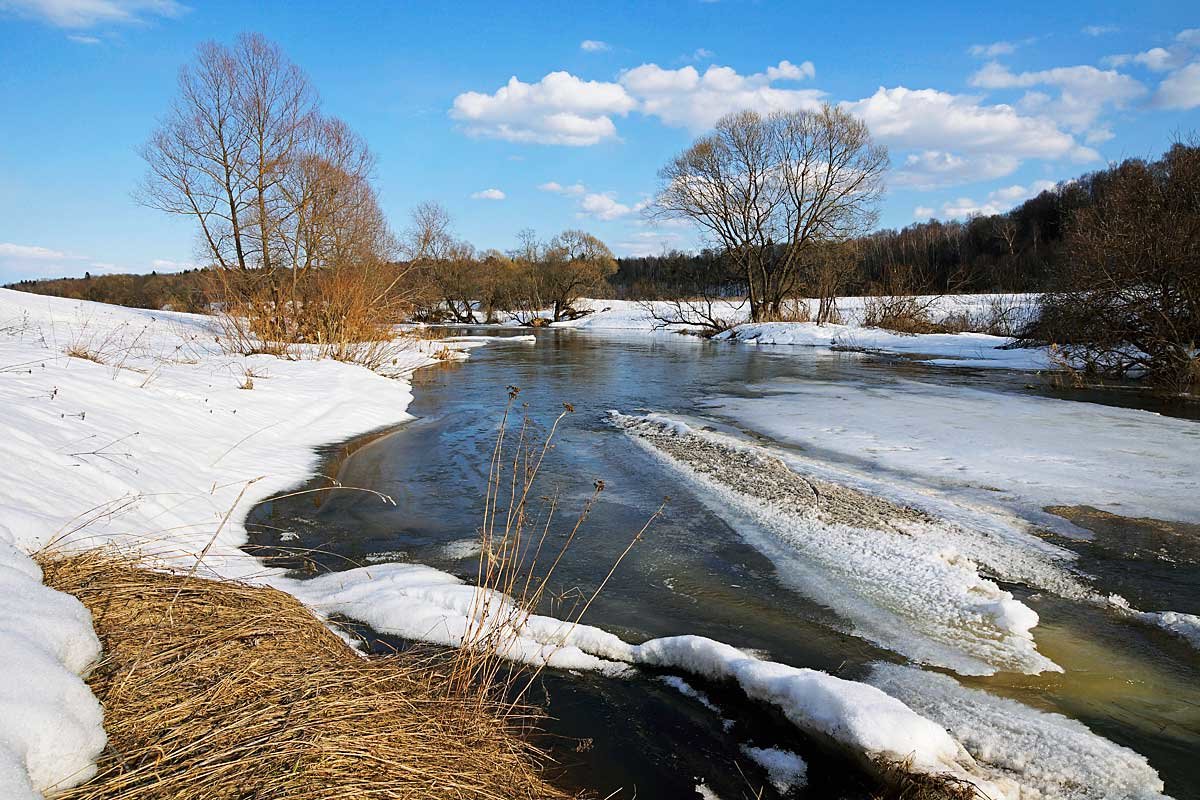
xmin=653 ymin=105 xmax=888 ymax=322
xmin=140 ymin=34 xmax=387 ymax=281
xmin=140 ymin=34 xmax=403 ymax=349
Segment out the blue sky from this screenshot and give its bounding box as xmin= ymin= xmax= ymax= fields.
xmin=1 ymin=0 xmax=1198 ymax=282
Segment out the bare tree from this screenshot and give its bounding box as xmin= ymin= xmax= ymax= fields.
xmin=652 ymin=105 xmax=887 ymax=322
xmin=402 ymin=201 xmax=455 ymax=262
xmin=141 ymin=34 xmax=406 ymax=354
xmin=540 ymin=230 xmax=617 ymax=321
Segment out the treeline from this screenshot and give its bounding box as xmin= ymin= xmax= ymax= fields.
xmin=609 ymin=184 xmax=1083 ymax=298
xmin=6 ymin=270 xmax=210 ymax=313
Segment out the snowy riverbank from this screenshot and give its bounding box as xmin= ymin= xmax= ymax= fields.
xmin=0 ymin=289 xmax=472 ymax=798
xmin=533 ymin=296 xmax=1054 ymax=371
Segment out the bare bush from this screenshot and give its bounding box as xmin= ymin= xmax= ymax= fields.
xmin=1024 ymin=141 xmax=1200 ymax=393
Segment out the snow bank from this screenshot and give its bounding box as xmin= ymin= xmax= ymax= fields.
xmin=0 ymin=288 xmax=454 ymax=797
xmin=277 ymin=562 xmax=634 ymax=673
xmin=276 ymin=562 xmax=1004 ymax=788
xmin=632 ymin=636 xmax=974 ymax=777
xmin=611 ymin=411 xmax=1062 ymax=677
xmin=717 ymin=322 xmax=1051 ymax=370
xmin=740 ymin=746 xmax=808 ymax=794
xmin=0 ymin=526 xmax=105 ymax=800
xmin=868 ymin=664 xmax=1170 ymax=800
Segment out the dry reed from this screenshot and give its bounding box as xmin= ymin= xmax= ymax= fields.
xmin=39 ymin=549 xmax=570 ymax=800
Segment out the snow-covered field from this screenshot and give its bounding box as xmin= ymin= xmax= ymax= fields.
xmin=0 ymin=288 xmax=1186 ymax=800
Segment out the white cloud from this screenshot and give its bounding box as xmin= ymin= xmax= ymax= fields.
xmin=1082 ymin=25 xmax=1118 ymax=37
xmin=1153 ymin=62 xmax=1200 ymax=109
xmin=1104 ymin=29 xmax=1200 ymax=74
xmin=450 ymin=71 xmax=636 ymax=145
xmin=0 ymin=241 xmax=122 ymax=281
xmin=580 ymin=39 xmax=610 ymax=53
xmin=968 ymin=41 xmax=1016 ymax=58
xmin=538 ymin=181 xmax=586 ymax=196
xmin=453 ymin=61 xmax=1099 ymax=189
xmin=933 ymin=180 xmax=1058 ymax=220
xmin=0 ymin=242 xmax=71 ymax=260
xmin=689 ymin=47 xmax=715 ymax=61
xmin=843 ymin=86 xmax=1083 ymax=163
xmin=894 ymin=150 xmax=1021 ymax=189
xmin=578 ymin=192 xmax=649 ymax=221
xmin=913 ymin=206 xmax=935 ymax=219
xmin=0 ymin=0 xmax=186 ymax=29
xmin=451 ymin=59 xmax=820 ymax=143
xmin=619 ymin=59 xmax=821 ymax=130
xmin=66 ymin=33 xmax=100 ymax=43
xmin=470 ymin=188 xmax=506 ymax=200
xmin=970 ymin=61 xmax=1146 ymax=131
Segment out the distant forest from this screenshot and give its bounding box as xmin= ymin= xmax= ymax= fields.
xmin=0 ymin=149 xmax=1175 ymax=309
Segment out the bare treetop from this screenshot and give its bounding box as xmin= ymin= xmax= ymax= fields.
xmin=653 ymin=105 xmax=888 ymax=321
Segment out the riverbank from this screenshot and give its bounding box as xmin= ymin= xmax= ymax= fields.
xmin=485 ymin=296 xmax=1057 ymax=372
xmin=0 ymin=288 xmax=496 ymax=797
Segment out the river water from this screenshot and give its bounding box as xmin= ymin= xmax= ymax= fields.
xmin=249 ymin=329 xmax=1200 ymax=799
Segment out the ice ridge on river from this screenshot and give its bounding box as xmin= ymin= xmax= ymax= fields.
xmin=608 ymin=411 xmax=1062 ymax=676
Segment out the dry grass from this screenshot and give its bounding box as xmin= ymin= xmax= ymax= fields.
xmin=872 ymin=758 xmax=984 ymax=800
xmin=39 ymin=549 xmax=570 ymax=800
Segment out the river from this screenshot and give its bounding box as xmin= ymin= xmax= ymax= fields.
xmin=249 ymin=329 xmax=1200 ymax=799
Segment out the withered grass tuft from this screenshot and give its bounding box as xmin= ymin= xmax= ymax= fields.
xmin=39 ymin=549 xmax=571 ymax=800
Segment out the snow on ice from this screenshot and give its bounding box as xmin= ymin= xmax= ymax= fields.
xmin=869 ymin=663 xmax=1171 ymax=800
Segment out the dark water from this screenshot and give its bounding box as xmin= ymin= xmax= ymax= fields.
xmin=249 ymin=329 xmax=1200 ymax=799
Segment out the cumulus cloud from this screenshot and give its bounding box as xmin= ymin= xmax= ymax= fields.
xmin=578 ymin=192 xmax=649 ymax=221
xmin=970 ymin=61 xmax=1146 ymax=131
xmin=1153 ymin=62 xmax=1200 ymax=109
xmin=454 ymin=60 xmax=1098 ymax=188
xmin=893 ymin=150 xmax=1021 ymax=189
xmin=580 ymin=39 xmax=610 ymax=53
xmin=931 ymin=180 xmax=1058 ymax=220
xmin=619 ymin=59 xmax=820 ymax=130
xmin=451 ymin=59 xmax=820 ymax=143
xmin=1105 ymin=29 xmax=1200 ymax=74
xmin=843 ymin=86 xmax=1083 ymax=163
xmin=0 ymin=0 xmax=187 ymax=28
xmin=537 ymin=181 xmax=647 ymax=220
xmin=469 ymin=188 xmax=506 ymax=200
xmin=451 ymin=71 xmax=637 ymax=145
xmin=968 ymin=41 xmax=1016 ymax=58
xmin=538 ymin=181 xmax=586 ymax=196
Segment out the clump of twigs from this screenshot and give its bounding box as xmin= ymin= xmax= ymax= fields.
xmin=871 ymin=758 xmax=983 ymax=800
xmin=38 ymin=548 xmax=569 ymax=800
